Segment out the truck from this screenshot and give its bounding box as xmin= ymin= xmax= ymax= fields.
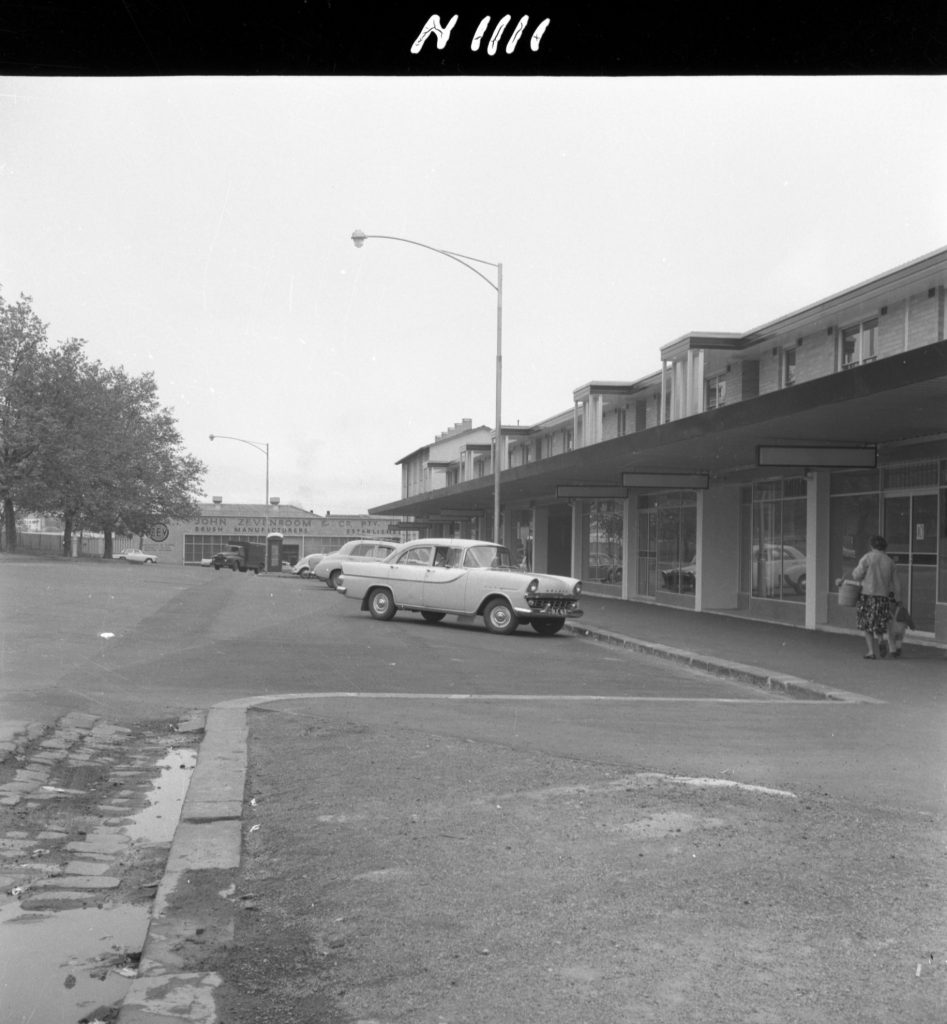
xmin=211 ymin=541 xmax=265 ymax=574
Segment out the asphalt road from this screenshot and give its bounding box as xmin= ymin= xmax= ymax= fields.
xmin=2 ymin=556 xmax=778 ymax=721
xmin=2 ymin=556 xmax=945 ymax=819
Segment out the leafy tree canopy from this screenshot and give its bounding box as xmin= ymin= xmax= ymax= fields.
xmin=0 ymin=288 xmax=206 ymax=552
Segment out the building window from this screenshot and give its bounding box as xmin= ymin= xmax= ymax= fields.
xmin=615 ymin=407 xmax=627 ymax=436
xmin=635 ymin=400 xmax=647 ymax=433
xmin=582 ymin=500 xmax=623 ymax=594
xmin=705 ymin=374 xmax=727 ymax=410
xmin=638 ymin=491 xmax=697 ymax=598
xmin=838 ymin=318 xmax=878 ymax=370
xmin=781 ymin=347 xmax=797 ymax=387
xmin=750 ymin=478 xmax=807 ymax=601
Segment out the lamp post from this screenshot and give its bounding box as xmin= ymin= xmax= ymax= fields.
xmin=351 ymin=229 xmax=504 ymax=545
xmin=209 ymin=433 xmax=270 ymax=535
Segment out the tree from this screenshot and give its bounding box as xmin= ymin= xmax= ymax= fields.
xmin=0 ymin=290 xmax=56 ymax=550
xmin=0 ymin=288 xmax=206 ymax=554
xmin=69 ymin=365 xmax=204 ymax=556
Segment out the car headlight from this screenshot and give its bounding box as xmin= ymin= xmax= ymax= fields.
xmin=526 ymin=578 xmax=540 ymax=595
xmin=573 ymin=581 xmax=582 ymax=597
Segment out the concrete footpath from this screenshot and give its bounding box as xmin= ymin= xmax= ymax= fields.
xmin=7 ymin=597 xmax=941 ymax=1023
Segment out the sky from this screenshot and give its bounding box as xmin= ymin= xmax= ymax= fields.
xmin=2 ymin=75 xmax=946 ymax=515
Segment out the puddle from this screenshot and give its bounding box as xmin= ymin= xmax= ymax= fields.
xmin=0 ymin=744 xmax=197 ymax=1022
xmin=123 ymin=747 xmax=197 ymax=843
xmin=0 ymin=902 xmax=150 ymax=1023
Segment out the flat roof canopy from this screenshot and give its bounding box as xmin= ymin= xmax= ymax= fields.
xmin=371 ymin=340 xmax=947 ymax=518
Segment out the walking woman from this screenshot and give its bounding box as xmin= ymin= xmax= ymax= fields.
xmin=850 ymin=535 xmax=901 ymax=659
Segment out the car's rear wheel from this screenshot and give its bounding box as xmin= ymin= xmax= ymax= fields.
xmin=299 ymin=568 xmax=311 ymax=577
xmin=368 ymin=588 xmax=397 ymax=620
xmin=483 ymin=598 xmax=518 ymax=635
xmin=328 ymin=569 xmax=342 ymax=590
xmin=421 ymin=611 xmax=446 ymax=623
xmin=530 ymin=618 xmax=564 ymax=635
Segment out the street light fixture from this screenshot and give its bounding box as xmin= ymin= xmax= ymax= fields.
xmin=209 ymin=433 xmax=271 ymax=534
xmin=351 ymin=230 xmax=504 ymax=544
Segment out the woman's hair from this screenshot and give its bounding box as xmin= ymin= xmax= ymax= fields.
xmin=869 ymin=534 xmax=888 ymax=550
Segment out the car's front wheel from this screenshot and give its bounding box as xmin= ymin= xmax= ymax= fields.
xmin=483 ymin=598 xmax=518 ymax=635
xmin=328 ymin=569 xmax=342 ymax=590
xmin=421 ymin=611 xmax=446 ymax=623
xmin=368 ymin=588 xmax=397 ymax=620
xmin=530 ymin=618 xmax=564 ymax=635
xmin=299 ymin=568 xmax=311 ymax=577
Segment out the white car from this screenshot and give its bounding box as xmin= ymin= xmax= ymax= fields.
xmin=752 ymin=544 xmax=807 ymax=595
xmin=113 ymin=549 xmax=158 ymax=564
xmin=314 ymin=539 xmax=401 ymax=589
xmin=337 ymin=538 xmax=584 ymax=635
xmin=290 ymin=552 xmax=326 ymax=577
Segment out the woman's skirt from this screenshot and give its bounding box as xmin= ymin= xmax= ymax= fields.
xmin=855 ymin=594 xmax=892 ymax=634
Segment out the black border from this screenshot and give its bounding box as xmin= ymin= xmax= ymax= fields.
xmin=1 ymin=2 xmax=945 ymax=77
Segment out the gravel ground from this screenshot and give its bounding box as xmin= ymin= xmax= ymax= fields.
xmin=205 ymin=706 xmax=947 ymax=1024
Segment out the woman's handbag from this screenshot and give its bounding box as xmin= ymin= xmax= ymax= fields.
xmin=837 ymin=580 xmax=861 ymax=607
xmin=894 ymin=602 xmax=915 ymax=630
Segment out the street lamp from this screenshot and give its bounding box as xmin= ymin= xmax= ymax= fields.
xmin=208 ymin=433 xmax=270 ymax=534
xmin=351 ymin=229 xmax=504 ymax=544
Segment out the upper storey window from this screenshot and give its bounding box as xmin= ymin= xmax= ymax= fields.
xmin=781 ymin=347 xmax=797 ymax=388
xmin=838 ymin=318 xmax=878 ymax=370
xmin=705 ymin=374 xmax=727 ymax=410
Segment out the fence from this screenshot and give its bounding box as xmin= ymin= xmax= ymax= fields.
xmin=14 ymin=532 xmax=107 ymax=557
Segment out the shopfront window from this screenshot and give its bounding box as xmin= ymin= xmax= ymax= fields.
xmin=635 ymin=492 xmax=697 ymax=597
xmin=829 ymin=493 xmax=879 ymax=592
xmin=511 ymin=509 xmax=534 ymax=570
xmin=751 ymin=478 xmax=807 ymax=600
xmin=581 ymin=500 xmax=623 ymax=593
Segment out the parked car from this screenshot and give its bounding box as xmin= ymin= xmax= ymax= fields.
xmin=290 ymin=552 xmax=326 ymax=577
xmin=753 ymin=544 xmax=806 ymax=595
xmin=314 ymin=539 xmax=401 ymax=589
xmin=587 ymin=553 xmax=622 ymax=583
xmin=112 ymin=549 xmax=158 ymax=564
xmin=661 ymin=562 xmax=696 ymax=592
xmin=661 ymin=546 xmax=806 ymax=596
xmin=336 ymin=538 xmax=584 ymax=635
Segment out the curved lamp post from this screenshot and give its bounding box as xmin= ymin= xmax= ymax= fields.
xmin=209 ymin=433 xmax=270 ymax=533
xmin=351 ymin=230 xmax=503 ymax=544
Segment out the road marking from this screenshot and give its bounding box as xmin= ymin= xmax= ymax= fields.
xmin=216 ymin=691 xmax=846 ymax=709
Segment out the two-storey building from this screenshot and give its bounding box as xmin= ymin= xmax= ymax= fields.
xmin=371 ymin=245 xmax=947 ymax=644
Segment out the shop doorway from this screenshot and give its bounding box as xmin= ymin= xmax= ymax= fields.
xmin=547 ymin=506 xmax=573 ymax=576
xmin=884 ymin=492 xmax=938 ymax=633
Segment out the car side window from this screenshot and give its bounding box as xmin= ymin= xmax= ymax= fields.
xmin=464 ymin=547 xmax=496 ymax=568
xmin=433 ymin=547 xmax=458 ymax=567
xmin=399 ymin=545 xmax=433 ymax=566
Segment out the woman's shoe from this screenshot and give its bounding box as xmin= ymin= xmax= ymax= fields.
xmin=863 ymin=654 xmax=876 ymax=659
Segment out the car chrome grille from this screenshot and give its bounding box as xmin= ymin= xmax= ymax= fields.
xmin=527 ymin=597 xmax=577 ymax=614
